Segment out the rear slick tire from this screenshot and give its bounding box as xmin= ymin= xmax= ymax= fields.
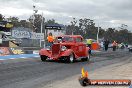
xmin=81 ymin=55 xmax=90 ymax=62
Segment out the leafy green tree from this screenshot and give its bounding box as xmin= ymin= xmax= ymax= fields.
xmin=29 ymin=14 xmax=44 ymax=32
xmin=78 ymin=18 xmax=97 ymax=39
xmin=6 ymin=16 xmax=20 ymax=27
xmin=19 ymin=20 xmax=30 ymax=28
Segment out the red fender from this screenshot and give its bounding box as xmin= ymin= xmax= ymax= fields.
xmin=39 ymin=49 xmax=51 ymax=57
xmin=60 ymin=49 xmax=74 ymax=57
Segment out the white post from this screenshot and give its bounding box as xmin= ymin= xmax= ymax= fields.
xmin=40 ymin=12 xmax=43 ymax=47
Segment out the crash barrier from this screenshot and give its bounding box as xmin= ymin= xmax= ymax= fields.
xmin=33 ymin=50 xmax=39 ymax=54
xmin=91 ymin=42 xmax=100 ymax=50
xmin=0 ymin=41 xmax=10 ymax=47
xmin=22 ymin=47 xmax=40 ymax=54
xmin=0 ymin=47 xmax=40 ymax=56
xmin=22 ymin=47 xmax=41 ymax=51
xmin=10 ymin=47 xmax=25 ymax=54
xmin=24 ymin=50 xmax=39 ymax=54
xmin=0 ymin=47 xmax=25 ymax=56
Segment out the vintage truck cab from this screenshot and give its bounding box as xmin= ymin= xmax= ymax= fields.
xmin=39 ymin=35 xmax=90 ymax=63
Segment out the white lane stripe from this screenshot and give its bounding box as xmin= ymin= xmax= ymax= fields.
xmin=0 ymin=59 xmax=5 ymax=60
xmin=9 ymin=58 xmax=16 ymax=59
xmin=0 ymin=55 xmax=40 ymax=60
xmin=20 ymin=57 xmax=26 ymax=58
xmin=34 ymin=56 xmax=40 ymax=57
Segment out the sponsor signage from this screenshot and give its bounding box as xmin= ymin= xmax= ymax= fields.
xmin=45 ymin=25 xmax=64 ymax=30
xmin=30 ymin=32 xmax=44 ymax=39
xmin=12 ymin=30 xmax=44 ymax=39
xmin=10 ymin=48 xmax=25 ymax=54
xmin=12 ymin=30 xmax=31 ymax=38
xmin=0 ymin=47 xmax=10 ymax=56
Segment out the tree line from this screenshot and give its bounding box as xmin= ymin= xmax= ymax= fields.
xmin=67 ymin=18 xmax=132 ymax=44
xmin=0 ymin=14 xmax=132 ymax=44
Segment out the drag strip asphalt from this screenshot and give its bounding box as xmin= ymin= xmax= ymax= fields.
xmin=0 ymin=50 xmax=131 ymax=88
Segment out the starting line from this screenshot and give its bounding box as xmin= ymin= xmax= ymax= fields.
xmin=0 ymin=50 xmax=101 ymax=61
xmin=0 ymin=54 xmax=40 ymax=60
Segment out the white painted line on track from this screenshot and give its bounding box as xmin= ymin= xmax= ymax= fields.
xmin=34 ymin=56 xmax=40 ymax=57
xmin=0 ymin=55 xmax=40 ymax=61
xmin=9 ymin=58 xmax=16 ymax=59
xmin=20 ymin=57 xmax=26 ymax=58
xmin=0 ymin=59 xmax=5 ymax=60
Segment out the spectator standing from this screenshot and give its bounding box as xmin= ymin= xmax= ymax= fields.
xmin=112 ymin=41 xmax=117 ymax=51
xmin=47 ymin=32 xmax=54 ymax=47
xmin=86 ymin=39 xmax=93 ymax=54
xmin=104 ymin=39 xmax=110 ymax=51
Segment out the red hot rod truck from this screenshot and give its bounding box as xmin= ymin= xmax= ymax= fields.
xmin=39 ymin=35 xmax=90 ymax=63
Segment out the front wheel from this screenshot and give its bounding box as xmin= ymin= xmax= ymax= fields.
xmin=66 ymin=54 xmax=74 ymax=63
xmin=40 ymin=55 xmax=47 ymax=61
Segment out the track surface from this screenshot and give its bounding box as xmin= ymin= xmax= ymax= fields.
xmin=0 ymin=49 xmax=131 ymax=88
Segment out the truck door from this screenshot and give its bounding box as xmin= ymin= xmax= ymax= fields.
xmin=75 ymin=37 xmax=85 ymax=57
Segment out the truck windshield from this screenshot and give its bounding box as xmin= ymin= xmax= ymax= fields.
xmin=63 ymin=37 xmax=74 ymax=42
xmin=55 ymin=37 xmax=74 ymax=42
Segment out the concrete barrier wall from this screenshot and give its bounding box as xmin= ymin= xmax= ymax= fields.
xmin=0 ymin=47 xmax=40 ymax=56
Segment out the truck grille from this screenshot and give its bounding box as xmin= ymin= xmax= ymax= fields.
xmin=51 ymin=44 xmax=60 ymax=57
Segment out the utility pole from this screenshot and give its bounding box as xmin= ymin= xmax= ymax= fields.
xmin=97 ymin=24 xmax=99 ymax=43
xmin=40 ymin=12 xmax=44 ymax=47
xmin=32 ymin=0 xmax=38 ymax=47
xmin=71 ymin=18 xmax=77 ymax=35
xmin=33 ymin=5 xmax=38 ymax=32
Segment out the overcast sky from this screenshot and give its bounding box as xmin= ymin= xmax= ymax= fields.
xmin=0 ymin=0 xmax=132 ymax=30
